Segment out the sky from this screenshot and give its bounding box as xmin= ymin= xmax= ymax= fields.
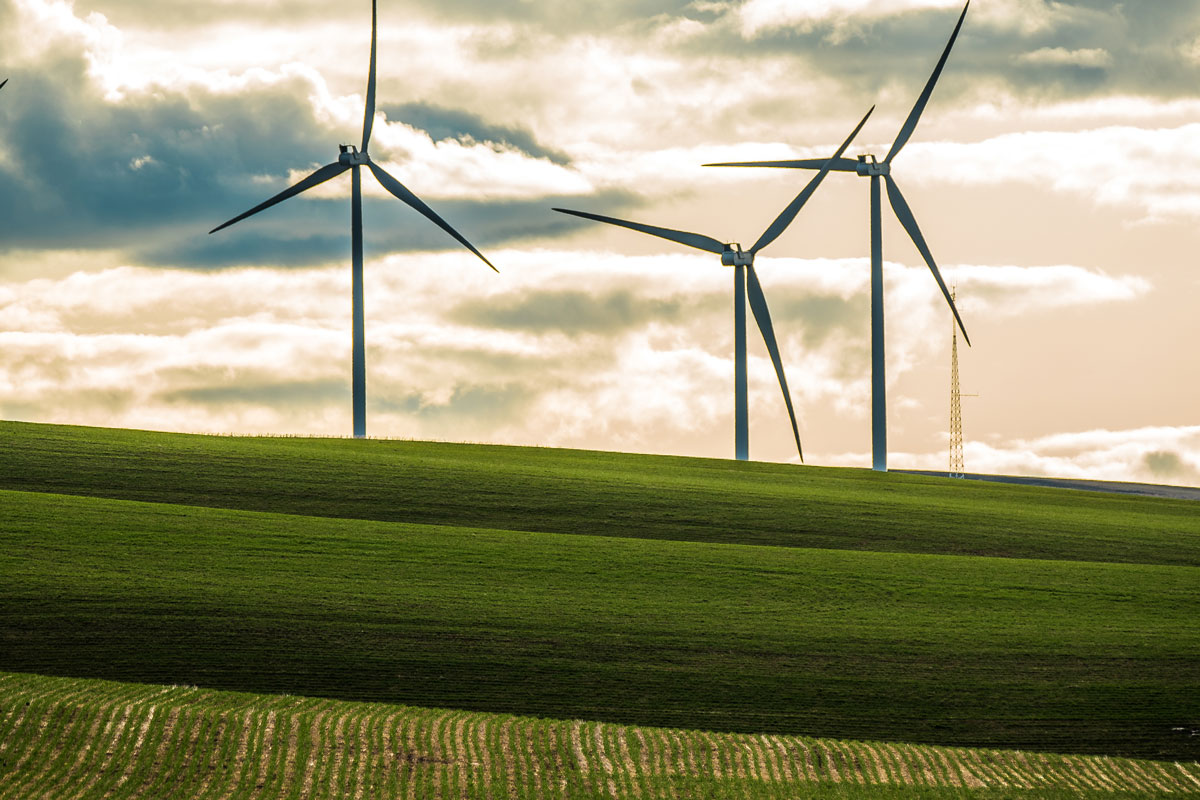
xmin=1 ymin=0 xmax=1199 ymax=485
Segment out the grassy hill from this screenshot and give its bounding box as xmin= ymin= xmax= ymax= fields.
xmin=2 ymin=671 xmax=1197 ymax=800
xmin=1 ymin=421 xmax=1198 ymax=566
xmin=1 ymin=421 xmax=1198 ymax=765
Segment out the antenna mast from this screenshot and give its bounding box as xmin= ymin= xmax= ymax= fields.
xmin=949 ymin=286 xmax=964 ymax=478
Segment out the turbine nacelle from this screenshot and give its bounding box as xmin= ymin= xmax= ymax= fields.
xmin=338 ymin=144 xmax=370 ymax=166
xmin=721 ymin=245 xmax=753 ymax=267
xmin=856 ymin=155 xmax=890 ymax=177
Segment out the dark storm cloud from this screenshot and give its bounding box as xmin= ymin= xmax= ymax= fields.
xmin=0 ymin=56 xmax=333 ymax=255
xmin=0 ymin=46 xmax=635 ymax=268
xmin=382 ymin=102 xmax=571 ymax=165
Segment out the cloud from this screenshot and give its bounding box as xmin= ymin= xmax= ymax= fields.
xmin=0 ymin=0 xmax=609 ymax=267
xmin=1016 ymin=47 xmax=1112 ymax=69
xmin=893 ymin=124 xmax=1200 ymax=222
xmin=448 ymin=289 xmax=701 ymax=336
xmin=736 ymin=0 xmax=962 ymax=39
xmin=381 ymin=102 xmax=571 ymax=166
xmin=0 ymin=252 xmax=1154 ymax=466
xmin=871 ymin=426 xmax=1200 ymax=487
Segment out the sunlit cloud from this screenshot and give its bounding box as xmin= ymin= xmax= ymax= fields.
xmin=892 ymin=125 xmax=1200 ymax=222
xmin=862 ymin=425 xmax=1200 ymax=487
xmin=1016 ymin=47 xmax=1112 ymax=69
xmin=0 ymin=253 xmax=1154 ymax=469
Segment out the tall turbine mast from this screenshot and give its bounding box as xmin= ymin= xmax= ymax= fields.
xmin=706 ymin=1 xmax=971 ymax=472
xmin=555 ymin=107 xmax=874 ymax=462
xmin=210 ymin=0 xmax=494 ymax=439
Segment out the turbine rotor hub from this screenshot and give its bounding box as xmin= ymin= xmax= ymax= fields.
xmin=338 ymin=144 xmax=370 ymax=166
xmin=856 ymin=154 xmax=889 ymax=177
xmin=721 ymin=245 xmax=753 ymax=267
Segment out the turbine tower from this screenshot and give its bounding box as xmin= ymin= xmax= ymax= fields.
xmin=706 ymin=2 xmax=971 ymax=472
xmin=554 ymin=107 xmax=874 ymax=462
xmin=210 ymin=0 xmax=495 ymax=439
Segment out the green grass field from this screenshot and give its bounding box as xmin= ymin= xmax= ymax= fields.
xmin=2 ymin=671 xmax=1196 ymax=799
xmin=2 ymin=421 xmax=1198 ymax=566
xmin=1 ymin=420 xmax=1198 ymax=783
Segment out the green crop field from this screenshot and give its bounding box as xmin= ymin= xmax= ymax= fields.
xmin=1 ymin=420 xmax=1198 ymax=796
xmin=2 ymin=671 xmax=1197 ymax=799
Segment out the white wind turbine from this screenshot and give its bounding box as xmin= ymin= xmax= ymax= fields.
xmin=210 ymin=0 xmax=495 ymax=439
xmin=554 ymin=108 xmax=874 ymax=462
xmin=707 ymin=2 xmax=972 ymax=471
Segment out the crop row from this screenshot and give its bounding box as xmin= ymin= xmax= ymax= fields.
xmin=2 ymin=672 xmax=1198 ymax=799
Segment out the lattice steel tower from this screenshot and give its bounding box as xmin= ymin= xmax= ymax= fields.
xmin=949 ymin=286 xmax=965 ymax=478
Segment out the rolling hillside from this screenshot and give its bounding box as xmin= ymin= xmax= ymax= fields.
xmin=1 ymin=420 xmax=1198 ymax=769
xmin=1 ymin=421 xmax=1198 ymax=566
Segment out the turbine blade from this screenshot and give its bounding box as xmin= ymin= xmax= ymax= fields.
xmin=367 ymin=160 xmax=497 ymax=272
xmin=209 ymin=161 xmax=349 ymax=234
xmin=884 ymin=175 xmax=970 ymax=345
xmin=704 ymin=157 xmax=859 ymax=172
xmin=361 ymin=0 xmax=378 ymax=152
xmin=750 ymin=105 xmax=874 ymax=255
xmin=745 ymin=265 xmax=803 ymax=462
xmin=0 ymin=79 xmax=7 ymax=90
xmin=552 ymin=208 xmax=726 ymax=255
xmin=885 ymin=0 xmax=969 ymax=163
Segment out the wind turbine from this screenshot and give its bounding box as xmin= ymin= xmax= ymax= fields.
xmin=706 ymin=1 xmax=971 ymax=472
xmin=210 ymin=0 xmax=495 ymax=439
xmin=554 ymin=107 xmax=874 ymax=462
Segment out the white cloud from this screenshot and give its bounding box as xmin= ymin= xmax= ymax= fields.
xmin=865 ymin=425 xmax=1200 ymax=487
xmin=898 ymin=124 xmax=1200 ymax=222
xmin=0 ymin=252 xmax=1153 ymax=467
xmin=1016 ymin=47 xmax=1112 ymax=68
xmin=738 ymin=0 xmax=961 ymax=38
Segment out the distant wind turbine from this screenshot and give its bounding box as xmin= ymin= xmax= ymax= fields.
xmin=210 ymin=0 xmax=495 ymax=439
xmin=554 ymin=107 xmax=874 ymax=462
xmin=706 ymin=1 xmax=971 ymax=472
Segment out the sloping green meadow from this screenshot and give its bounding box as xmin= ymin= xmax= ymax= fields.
xmin=2 ymin=671 xmax=1197 ymax=800
xmin=2 ymin=421 xmax=1198 ymax=566
xmin=1 ymin=419 xmax=1198 ymax=763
